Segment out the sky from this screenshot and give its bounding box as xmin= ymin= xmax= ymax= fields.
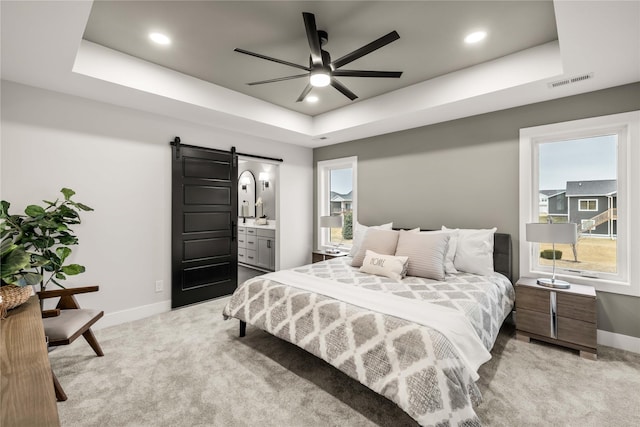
xmin=330 ymin=168 xmax=353 ymax=194
xmin=538 ymin=134 xmax=617 ymax=190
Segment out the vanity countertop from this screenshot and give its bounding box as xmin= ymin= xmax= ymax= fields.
xmin=238 ymin=218 xmax=276 ymax=230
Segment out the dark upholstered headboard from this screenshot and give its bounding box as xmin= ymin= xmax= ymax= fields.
xmin=493 ymin=232 xmax=512 ymax=283
xmin=393 ymin=229 xmax=513 ymax=283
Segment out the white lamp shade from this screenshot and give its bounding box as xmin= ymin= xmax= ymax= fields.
xmin=258 ymin=172 xmax=269 ymax=182
xmin=526 ymin=223 xmax=577 ymax=244
xmin=320 ymin=215 xmax=343 ymax=228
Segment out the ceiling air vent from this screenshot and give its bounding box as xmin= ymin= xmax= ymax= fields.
xmin=548 ymin=73 xmax=594 ymax=89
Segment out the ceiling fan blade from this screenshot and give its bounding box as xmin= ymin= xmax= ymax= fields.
xmin=296 ymin=83 xmax=314 ymax=102
xmin=234 ymin=48 xmax=310 ymax=71
xmin=302 ymin=12 xmax=323 ymax=67
xmin=331 ymin=78 xmax=358 ymax=101
xmin=331 ymin=31 xmax=400 ymax=69
xmin=332 ymin=70 xmax=403 ymax=78
xmin=247 ymin=74 xmax=309 ymax=85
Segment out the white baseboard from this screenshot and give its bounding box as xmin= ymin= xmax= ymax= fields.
xmin=598 ymin=329 xmax=640 ymax=354
xmin=96 ymin=300 xmax=172 ymax=330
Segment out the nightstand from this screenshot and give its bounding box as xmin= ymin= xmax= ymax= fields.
xmin=515 ymin=278 xmax=597 ymax=359
xmin=312 ymin=250 xmax=349 ymax=263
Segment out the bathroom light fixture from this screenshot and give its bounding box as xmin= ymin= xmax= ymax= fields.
xmin=240 ymin=176 xmax=250 ymax=191
xmin=258 ymin=172 xmax=270 ymax=190
xmin=464 ymin=31 xmax=486 ymax=44
xmin=306 ymin=95 xmax=319 ymax=103
xmin=149 ymin=32 xmax=171 ymax=45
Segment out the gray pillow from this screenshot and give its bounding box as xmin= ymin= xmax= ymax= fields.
xmin=395 ymin=230 xmax=449 ymax=280
xmin=351 ymin=228 xmax=400 ymax=267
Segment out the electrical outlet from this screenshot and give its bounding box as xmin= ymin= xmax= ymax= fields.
xmin=155 ymin=280 xmax=163 ymax=293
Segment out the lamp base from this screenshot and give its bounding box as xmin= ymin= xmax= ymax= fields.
xmin=536 ymin=278 xmax=571 ymax=289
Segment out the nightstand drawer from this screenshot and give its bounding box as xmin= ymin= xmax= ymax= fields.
xmin=516 ymin=286 xmax=550 ymax=314
xmin=516 ymin=308 xmax=552 ymax=338
xmin=557 ymin=293 xmax=596 ymax=323
xmin=558 ymin=316 xmax=597 ymax=348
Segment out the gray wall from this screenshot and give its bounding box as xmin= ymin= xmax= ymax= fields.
xmin=314 ymin=82 xmax=640 ymax=339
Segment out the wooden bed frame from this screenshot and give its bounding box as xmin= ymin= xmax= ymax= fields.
xmin=238 ymin=232 xmax=512 ymax=337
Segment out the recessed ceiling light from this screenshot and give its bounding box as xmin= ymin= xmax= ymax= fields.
xmin=464 ymin=31 xmax=487 ymax=44
xmin=149 ymin=32 xmax=171 ymax=45
xmin=306 ymin=95 xmax=319 ymax=103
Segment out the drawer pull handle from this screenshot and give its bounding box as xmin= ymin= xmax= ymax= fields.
xmin=550 ymin=291 xmax=557 ymax=339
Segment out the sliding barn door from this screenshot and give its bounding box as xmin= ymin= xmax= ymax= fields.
xmin=171 ymin=143 xmax=238 ymax=308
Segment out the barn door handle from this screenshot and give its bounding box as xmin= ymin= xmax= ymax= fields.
xmin=231 ymin=221 xmax=236 ymax=241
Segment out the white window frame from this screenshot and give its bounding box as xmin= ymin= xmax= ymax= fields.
xmin=317 ymin=156 xmax=357 ymax=251
xmin=578 ymin=199 xmax=598 ymax=211
xmin=519 ymin=111 xmax=639 ymax=297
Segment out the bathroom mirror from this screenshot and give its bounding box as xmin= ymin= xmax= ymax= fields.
xmin=238 ymin=170 xmax=256 ymax=217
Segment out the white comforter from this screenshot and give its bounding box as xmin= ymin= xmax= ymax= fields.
xmin=262 ymin=269 xmax=491 ymax=381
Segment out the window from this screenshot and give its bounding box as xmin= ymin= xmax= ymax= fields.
xmin=578 ymin=199 xmax=598 ymax=211
xmin=520 ymin=111 xmax=639 ymax=297
xmin=317 ymin=157 xmax=357 ymax=251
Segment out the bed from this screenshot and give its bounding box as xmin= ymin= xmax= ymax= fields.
xmin=223 ymin=227 xmax=514 ymax=426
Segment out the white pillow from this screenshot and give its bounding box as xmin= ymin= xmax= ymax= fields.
xmin=360 ymin=250 xmax=409 ymax=281
xmin=442 ymin=226 xmax=496 ymax=275
xmin=349 ymin=221 xmax=393 ymax=256
xmin=395 ymin=230 xmax=449 ymax=280
xmin=351 ymin=228 xmax=400 ymax=267
xmin=420 ymin=229 xmax=458 ymax=274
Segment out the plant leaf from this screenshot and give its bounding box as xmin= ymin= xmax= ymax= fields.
xmin=56 ymin=246 xmax=72 ymax=263
xmin=61 ymin=188 xmax=76 ymax=201
xmin=0 ymin=246 xmax=30 ymax=277
xmin=75 ymin=203 xmax=94 ymax=212
xmin=61 ymin=264 xmax=85 ymax=275
xmin=21 ymin=272 xmax=42 ymax=286
xmin=25 ymin=205 xmax=46 ymax=217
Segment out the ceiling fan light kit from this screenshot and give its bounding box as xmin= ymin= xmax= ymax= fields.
xmin=235 ymin=12 xmax=403 ymax=102
xmin=310 ymin=71 xmax=330 ymax=87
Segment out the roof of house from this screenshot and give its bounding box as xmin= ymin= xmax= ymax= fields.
xmin=330 ymin=191 xmax=353 ymax=202
xmin=566 ymin=179 xmax=617 ymax=197
xmin=540 ymin=189 xmax=566 ymax=198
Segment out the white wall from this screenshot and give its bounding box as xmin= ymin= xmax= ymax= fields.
xmin=0 ymin=81 xmax=313 ymax=327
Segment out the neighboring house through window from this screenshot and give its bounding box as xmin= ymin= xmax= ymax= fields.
xmin=519 ymin=110 xmax=639 ymax=297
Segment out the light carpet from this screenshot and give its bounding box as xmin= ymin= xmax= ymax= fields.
xmin=50 ymin=296 xmax=640 ymax=426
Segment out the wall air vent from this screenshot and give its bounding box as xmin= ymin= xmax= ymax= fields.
xmin=548 ymin=73 xmax=594 ymax=89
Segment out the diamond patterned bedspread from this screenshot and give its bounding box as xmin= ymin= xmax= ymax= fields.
xmin=223 ymin=257 xmax=515 ymax=426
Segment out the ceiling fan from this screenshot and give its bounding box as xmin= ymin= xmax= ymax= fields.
xmin=234 ymin=12 xmax=402 ymax=102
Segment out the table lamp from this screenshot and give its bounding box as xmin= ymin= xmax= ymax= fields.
xmin=526 ymin=222 xmax=577 ymax=289
xmin=320 ymin=215 xmax=343 ymax=254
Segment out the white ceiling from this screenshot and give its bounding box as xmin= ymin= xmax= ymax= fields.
xmin=1 ymin=1 xmax=639 ymax=148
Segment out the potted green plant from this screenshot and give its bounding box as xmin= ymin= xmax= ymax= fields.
xmin=0 ymin=188 xmax=93 ymax=297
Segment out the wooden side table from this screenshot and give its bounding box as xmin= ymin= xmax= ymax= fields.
xmin=312 ymin=250 xmax=349 ymax=263
xmin=0 ymin=296 xmax=61 ymax=426
xmin=515 ymin=277 xmax=597 ymax=359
